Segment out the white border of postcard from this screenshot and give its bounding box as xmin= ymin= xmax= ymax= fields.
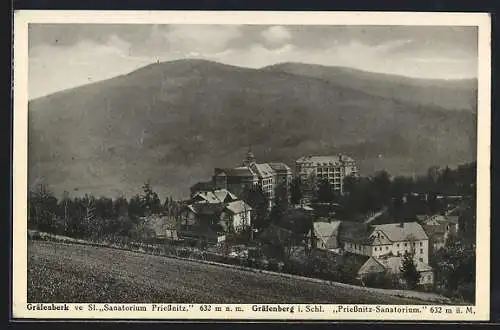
xmin=12 ymin=10 xmax=491 ymax=321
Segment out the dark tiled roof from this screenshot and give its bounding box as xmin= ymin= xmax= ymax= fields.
xmin=364 ymin=234 xmax=392 ymax=246
xmin=423 ymin=223 xmax=447 ymax=237
xmin=296 ymin=154 xmax=355 ymax=164
xmin=358 ymin=257 xmax=386 ymax=275
xmin=191 ymin=189 xmax=238 ymax=204
xmin=373 ymin=222 xmax=428 ymax=241
xmin=252 ymin=163 xmax=276 ymax=178
xmin=268 ymin=162 xmax=292 ymax=172
xmin=187 ymin=203 xmax=224 ymax=215
xmin=225 ymin=167 xmax=256 ymax=177
xmin=225 ymin=200 xmax=252 ymax=214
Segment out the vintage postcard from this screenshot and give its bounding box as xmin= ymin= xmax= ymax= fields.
xmin=12 ymin=11 xmax=491 ymax=321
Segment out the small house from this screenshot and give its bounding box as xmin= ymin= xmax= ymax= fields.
xmin=308 ymin=221 xmax=342 ymax=252
xmin=357 ymin=256 xmax=434 ymax=286
xmin=221 ymin=200 xmax=252 ymax=233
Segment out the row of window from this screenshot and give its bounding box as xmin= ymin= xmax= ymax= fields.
xmin=396 ymin=242 xmax=424 ymax=248
xmin=350 ymin=243 xmax=363 ymax=251
xmin=317 ymin=175 xmax=342 ymax=181
xmin=348 ymin=242 xmax=426 ymax=255
xmin=262 ymin=178 xmax=273 ymax=185
xmin=317 ymin=168 xmax=342 ymax=172
xmin=372 ymin=246 xmax=425 ymax=254
xmin=264 ymin=191 xmax=274 ymax=198
xmin=317 ymin=173 xmax=342 ymax=177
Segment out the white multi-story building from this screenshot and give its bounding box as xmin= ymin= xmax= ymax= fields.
xmin=212 ymin=150 xmax=292 ymax=210
xmin=295 ymin=154 xmax=358 ymax=196
xmin=341 ymin=222 xmax=430 ymax=265
xmin=339 ymin=221 xmax=433 ymax=285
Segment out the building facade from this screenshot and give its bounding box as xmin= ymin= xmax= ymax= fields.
xmin=295 ymin=154 xmax=358 ymax=196
xmin=308 ymin=221 xmax=342 ymax=251
xmin=357 ymin=256 xmax=434 ymax=285
xmin=220 ymin=200 xmax=252 ymax=233
xmin=341 ymin=222 xmax=430 ymax=264
xmin=212 ymin=150 xmax=292 ymax=209
xmin=337 ymin=221 xmax=433 ymax=286
xmin=179 ymin=189 xmax=253 ymax=238
xmin=269 ymin=162 xmax=293 ymax=202
xmin=418 ymin=214 xmax=460 ymax=251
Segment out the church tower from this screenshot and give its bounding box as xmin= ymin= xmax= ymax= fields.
xmin=243 ymin=147 xmax=256 ymax=167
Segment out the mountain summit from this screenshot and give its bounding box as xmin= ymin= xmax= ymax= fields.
xmin=28 ymin=59 xmax=477 ymax=198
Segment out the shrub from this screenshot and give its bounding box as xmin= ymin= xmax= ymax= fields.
xmin=363 ymin=272 xmax=396 ymax=289
xmin=456 ymin=283 xmax=475 ymax=303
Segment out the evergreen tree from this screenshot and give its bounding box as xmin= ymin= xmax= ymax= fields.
xmin=140 ymin=181 xmax=162 ymax=215
xmin=315 ymin=179 xmax=336 ymax=203
xmin=269 ymin=199 xmax=286 ymax=225
xmin=95 ymin=196 xmax=114 ymax=220
xmin=434 ymin=239 xmax=476 ymax=302
xmin=400 ymin=252 xmax=421 ymax=289
xmin=372 ymin=170 xmax=392 ymax=206
xmin=28 ymin=184 xmax=58 ymax=232
xmin=113 ymin=196 xmax=129 ymax=217
xmin=290 ymin=177 xmax=303 ymax=205
xmin=274 ymin=182 xmax=289 ymax=209
xmin=128 ymin=194 xmax=144 ymax=221
xmin=58 ymin=191 xmax=72 ymax=233
xmin=81 ymin=194 xmax=99 ymax=238
xmin=243 ymin=185 xmax=269 ymax=230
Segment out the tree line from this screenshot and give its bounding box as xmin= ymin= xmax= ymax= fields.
xmin=289 ymin=162 xmax=476 ymax=219
xmin=28 ymin=162 xmax=476 ymax=245
xmin=28 ymin=181 xmax=181 ymax=244
xmin=233 ymin=161 xmax=476 ymax=244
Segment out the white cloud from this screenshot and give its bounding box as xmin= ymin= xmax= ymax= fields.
xmin=29 ymin=36 xmax=156 ymax=99
xmin=28 ymin=32 xmax=477 ymax=99
xmin=164 ymin=25 xmax=242 ymax=54
xmin=261 ymin=26 xmax=292 ymax=45
xmin=374 ymin=39 xmax=414 ymax=52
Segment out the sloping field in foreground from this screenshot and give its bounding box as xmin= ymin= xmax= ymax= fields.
xmin=28 ymin=241 xmax=428 ymax=304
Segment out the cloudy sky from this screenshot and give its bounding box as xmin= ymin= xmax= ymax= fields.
xmin=28 ymin=24 xmax=478 ymax=99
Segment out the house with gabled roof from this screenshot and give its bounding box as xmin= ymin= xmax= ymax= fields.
xmin=369 ymin=222 xmax=429 ymax=264
xmin=179 ymin=188 xmax=253 ymax=241
xmin=333 ymin=220 xmax=433 ymax=286
xmin=357 ymin=256 xmax=387 ymax=277
xmin=417 ymin=214 xmax=460 ymax=251
xmin=221 ymin=200 xmax=253 ymax=233
xmin=308 ymin=221 xmax=342 ymax=251
xmin=339 ymin=221 xmax=430 ymax=264
xmin=191 ymin=189 xmax=238 ymax=205
xmin=357 ymin=256 xmax=434 ymax=285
